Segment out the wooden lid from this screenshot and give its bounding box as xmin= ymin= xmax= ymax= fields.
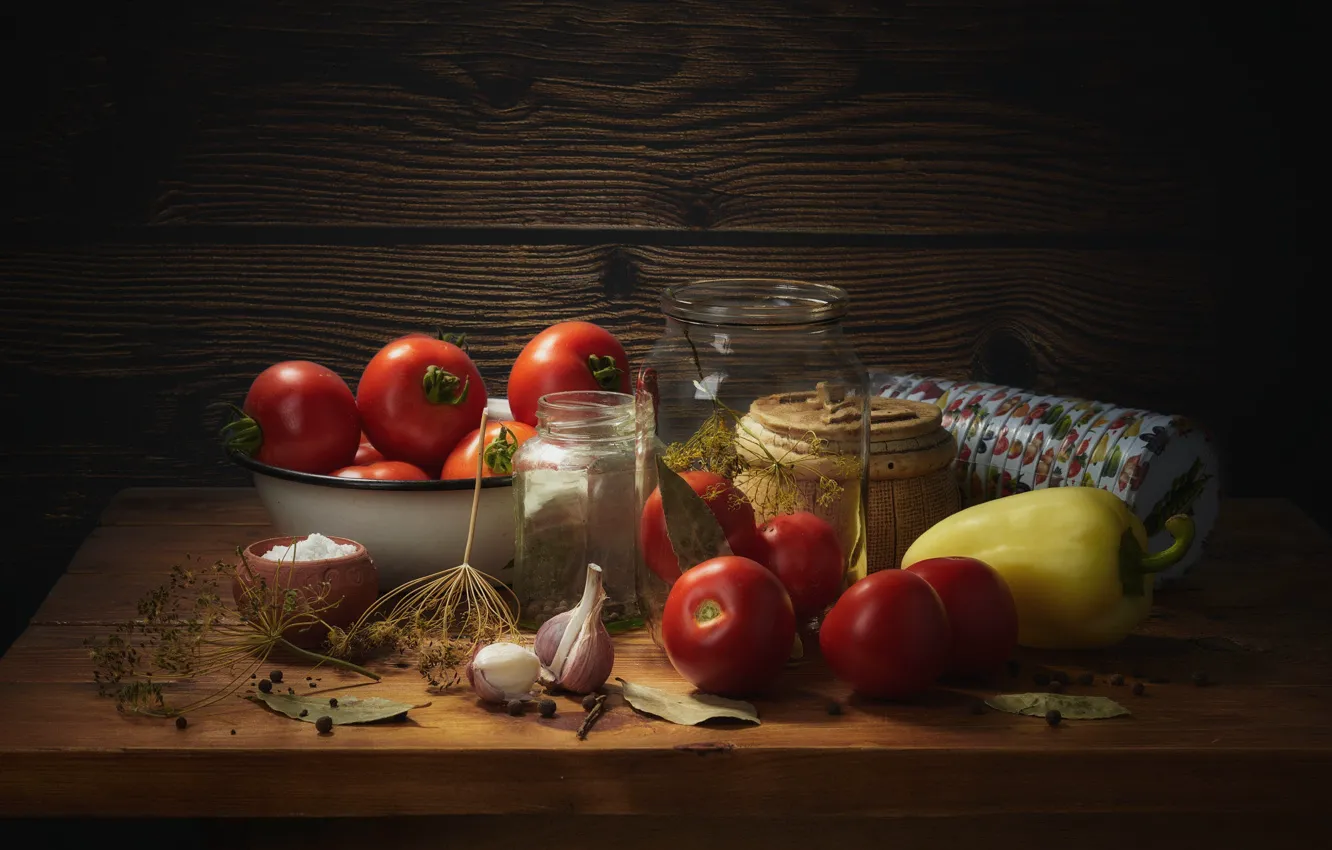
xmin=737 ymin=383 xmax=956 ymax=480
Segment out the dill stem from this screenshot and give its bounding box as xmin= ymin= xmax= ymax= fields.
xmin=274 ymin=637 xmax=381 ymax=681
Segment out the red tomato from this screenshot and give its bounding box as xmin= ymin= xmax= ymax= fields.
xmin=757 ymin=512 xmax=844 ymax=621
xmin=440 ymin=420 xmax=539 ymax=479
xmin=354 ymin=432 xmax=385 ymax=465
xmin=819 ymin=569 xmax=951 ymax=700
xmin=640 ymin=470 xmax=765 ymax=584
xmin=225 ymin=361 xmax=360 ymax=474
xmin=507 ymin=321 xmax=630 ymax=426
xmin=661 ymin=556 xmax=796 ymax=697
xmin=356 ymin=335 xmax=487 ymax=473
xmin=330 ymin=461 xmax=430 ymax=481
xmin=904 ymin=556 xmax=1018 ymax=677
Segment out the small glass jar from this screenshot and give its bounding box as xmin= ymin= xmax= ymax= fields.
xmin=512 ymin=390 xmax=639 ymax=626
xmin=635 ymin=279 xmax=870 ymax=647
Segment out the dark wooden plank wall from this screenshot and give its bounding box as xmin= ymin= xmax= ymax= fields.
xmin=0 ymin=1 xmax=1314 ymax=654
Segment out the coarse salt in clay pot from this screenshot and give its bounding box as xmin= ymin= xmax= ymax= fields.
xmin=233 ymin=535 xmax=379 ymax=649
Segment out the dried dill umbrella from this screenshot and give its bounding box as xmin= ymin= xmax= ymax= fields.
xmin=661 ymin=386 xmax=860 ymax=520
xmin=86 ymin=553 xmax=379 ymax=717
xmin=329 ymin=407 xmax=520 ymax=686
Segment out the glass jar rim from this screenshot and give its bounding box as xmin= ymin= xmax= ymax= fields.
xmin=661 ymin=279 xmax=850 ymax=326
xmin=535 ymin=390 xmax=635 ymax=441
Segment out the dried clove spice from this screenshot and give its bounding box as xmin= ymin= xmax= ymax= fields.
xmin=577 ymin=694 xmax=609 ymax=740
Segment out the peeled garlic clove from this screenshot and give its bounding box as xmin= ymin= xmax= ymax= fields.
xmin=467 ymin=641 xmax=540 ymax=704
xmin=534 ymin=608 xmax=572 ymax=667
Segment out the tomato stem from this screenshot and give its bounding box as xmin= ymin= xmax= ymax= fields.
xmin=481 ymin=424 xmax=518 ymax=475
xmin=587 ymin=355 xmax=623 ymax=391
xmin=434 ymin=328 xmax=469 ymax=351
xmin=693 ymin=599 xmax=723 ymax=626
xmin=217 ymin=404 xmax=263 ymax=456
xmin=422 ymin=366 xmax=469 ymax=405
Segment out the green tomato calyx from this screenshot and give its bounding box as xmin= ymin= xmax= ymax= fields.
xmin=587 ymin=355 xmax=623 ymax=391
xmin=423 ymin=366 xmax=469 ymax=405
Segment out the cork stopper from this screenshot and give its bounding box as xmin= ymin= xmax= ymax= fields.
xmin=737 ymin=383 xmax=956 ymax=480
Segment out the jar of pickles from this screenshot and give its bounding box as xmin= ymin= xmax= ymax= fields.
xmin=512 ymin=390 xmax=639 ymax=626
xmin=634 ymin=279 xmax=871 ymax=646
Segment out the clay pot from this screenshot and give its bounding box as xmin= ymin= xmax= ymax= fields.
xmin=233 ymin=536 xmax=380 ymax=649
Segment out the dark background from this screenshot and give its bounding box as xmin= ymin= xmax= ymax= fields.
xmin=0 ymin=0 xmax=1314 ymax=659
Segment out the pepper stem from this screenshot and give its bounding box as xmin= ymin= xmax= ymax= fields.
xmin=1139 ymin=514 xmax=1196 ymax=572
xmin=587 ymin=355 xmax=623 ymax=391
xmin=1119 ymin=514 xmax=1195 ymax=596
xmin=422 ymin=366 xmax=469 ymax=405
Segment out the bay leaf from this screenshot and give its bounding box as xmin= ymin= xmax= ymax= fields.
xmin=615 ymin=677 xmax=759 ymax=726
xmin=656 ymin=456 xmax=732 ymax=573
xmin=249 ymin=692 xmax=429 ymax=725
xmin=984 ymin=692 xmax=1131 ymax=719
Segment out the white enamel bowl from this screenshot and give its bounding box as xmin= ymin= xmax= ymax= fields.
xmin=230 ymin=398 xmax=517 ymax=591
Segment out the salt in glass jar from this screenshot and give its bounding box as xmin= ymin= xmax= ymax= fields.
xmin=512 ymin=390 xmax=639 ymax=626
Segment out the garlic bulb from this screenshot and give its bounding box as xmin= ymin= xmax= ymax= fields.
xmin=467 ymin=641 xmax=540 ymax=703
xmin=535 ymin=563 xmax=615 ymax=694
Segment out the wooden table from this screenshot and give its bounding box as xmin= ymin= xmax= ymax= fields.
xmin=2 ymin=489 xmax=1330 ymax=847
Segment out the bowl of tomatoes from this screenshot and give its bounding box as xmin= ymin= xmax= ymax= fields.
xmin=223 ymin=323 xmax=631 ymax=592
xmin=230 ymin=396 xmax=526 ymax=592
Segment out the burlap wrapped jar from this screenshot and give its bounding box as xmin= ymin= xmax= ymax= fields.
xmin=733 ymin=385 xmax=960 ymax=580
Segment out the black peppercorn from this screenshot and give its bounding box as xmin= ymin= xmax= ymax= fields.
xmin=1049 ymin=680 xmax=1064 ymax=694
xmin=258 ymin=679 xmax=272 ymax=693
xmin=581 ymin=693 xmax=599 ymax=711
xmin=315 ymin=716 xmax=333 ymax=734
xmin=538 ymin=698 xmax=557 ymax=718
xmin=1110 ymin=673 xmax=1125 ymax=686
xmin=1191 ymin=671 xmax=1210 ymax=687
xmin=1076 ymin=672 xmax=1094 ymax=686
xmin=826 ymin=700 xmax=843 ymax=716
xmin=309 ymin=681 xmax=317 ymax=687
xmin=269 ymin=670 xmax=283 ymax=684
xmin=1032 ymin=671 xmax=1050 ymax=686
xmin=1045 ymin=709 xmax=1062 ymax=727
xmin=1132 ymin=682 xmax=1146 ymax=696
xmin=329 ymin=697 xmax=338 ymax=708
xmin=299 ymin=709 xmax=309 ymax=717
xmin=175 ymin=715 xmax=187 ymax=730
xmin=250 ymin=673 xmax=257 ymax=679
xmin=1051 ymin=670 xmax=1069 ymax=685
xmin=507 ymin=699 xmax=524 ymax=716
xmin=230 ymin=729 xmax=236 ymax=735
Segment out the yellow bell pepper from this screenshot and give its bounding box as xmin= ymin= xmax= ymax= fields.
xmin=901 ymin=486 xmax=1194 ymax=649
